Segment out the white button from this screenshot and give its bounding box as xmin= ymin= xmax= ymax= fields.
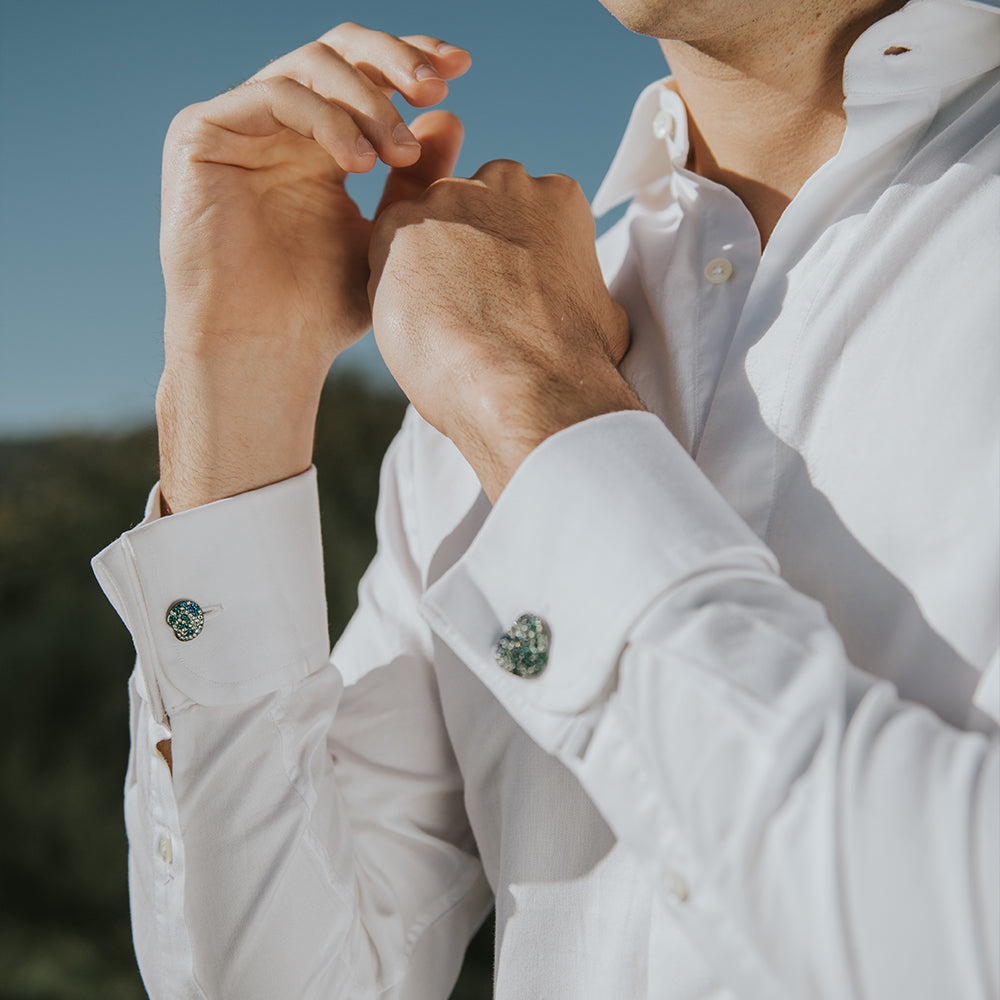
xmin=157 ymin=834 xmax=173 ymax=865
xmin=652 ymin=108 xmax=676 ymax=142
xmin=661 ymin=866 xmax=689 ymax=903
xmin=705 ymin=257 xmax=734 ymax=284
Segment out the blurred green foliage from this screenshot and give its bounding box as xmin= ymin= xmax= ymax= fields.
xmin=0 ymin=374 xmax=492 ymax=999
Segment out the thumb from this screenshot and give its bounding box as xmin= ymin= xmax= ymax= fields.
xmin=375 ymin=110 xmax=464 ymax=217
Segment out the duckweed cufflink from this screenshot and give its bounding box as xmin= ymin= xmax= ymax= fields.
xmin=166 ymin=599 xmax=204 ymax=642
xmin=494 ymin=613 xmax=550 ymax=678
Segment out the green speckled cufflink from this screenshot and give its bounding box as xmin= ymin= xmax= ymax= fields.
xmin=166 ymin=599 xmax=204 ymax=642
xmin=494 ymin=613 xmax=550 ymax=678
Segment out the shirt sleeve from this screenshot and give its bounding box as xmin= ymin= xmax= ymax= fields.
xmin=93 ymin=454 xmax=491 ymax=1000
xmin=421 ymin=410 xmax=1000 ymax=1000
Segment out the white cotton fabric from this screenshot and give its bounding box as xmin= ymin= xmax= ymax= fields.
xmin=93 ymin=1 xmax=1000 ymax=996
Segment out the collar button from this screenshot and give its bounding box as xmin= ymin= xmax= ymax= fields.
xmin=652 ymin=108 xmax=676 ymax=142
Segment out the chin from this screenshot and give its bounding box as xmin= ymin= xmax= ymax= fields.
xmin=597 ymin=0 xmax=750 ymax=41
xmin=598 ymin=0 xmax=672 ymax=36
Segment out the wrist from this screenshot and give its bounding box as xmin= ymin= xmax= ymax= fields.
xmin=452 ymin=362 xmax=644 ymax=503
xmin=155 ymin=353 xmax=326 ymax=513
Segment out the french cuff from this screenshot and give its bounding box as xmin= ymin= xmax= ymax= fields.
xmin=92 ymin=468 xmax=329 ymax=725
xmin=420 ymin=412 xmax=776 ymax=752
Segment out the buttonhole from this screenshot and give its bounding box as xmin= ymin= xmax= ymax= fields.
xmin=156 ymin=739 xmax=173 ymax=774
xmin=883 ymin=46 xmax=911 ymax=56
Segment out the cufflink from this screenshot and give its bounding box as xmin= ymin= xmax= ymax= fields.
xmin=166 ymin=599 xmax=204 ymax=641
xmin=494 ymin=613 xmax=550 ymax=678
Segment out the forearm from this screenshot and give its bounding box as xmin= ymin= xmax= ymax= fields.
xmin=155 ymin=345 xmax=325 ymax=513
xmin=421 ymin=412 xmax=1000 ymax=999
xmin=96 ymin=473 xmax=352 ymax=996
xmin=597 ymin=573 xmax=999 ymax=998
xmin=126 ymin=666 xmax=369 ymax=998
xmin=95 ymin=450 xmax=489 ymax=999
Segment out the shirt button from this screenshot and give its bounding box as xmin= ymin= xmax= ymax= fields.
xmin=705 ymin=258 xmax=734 ymax=284
xmin=661 ymin=866 xmax=689 ymax=903
xmin=495 ymin=613 xmax=550 ymax=678
xmin=652 ymin=108 xmax=676 ymax=142
xmin=157 ymin=834 xmax=173 ymax=865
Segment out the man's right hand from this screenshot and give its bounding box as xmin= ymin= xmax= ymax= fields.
xmin=156 ymin=24 xmax=469 ymax=513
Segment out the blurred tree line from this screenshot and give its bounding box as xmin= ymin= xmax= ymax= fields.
xmin=0 ymin=374 xmax=492 ymax=999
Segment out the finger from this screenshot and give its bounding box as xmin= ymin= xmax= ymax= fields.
xmin=252 ymin=40 xmax=432 ymax=166
xmin=398 ymin=34 xmax=473 ymax=82
xmin=320 ymin=23 xmax=471 ymax=106
xmin=376 ymin=111 xmax=465 ymax=216
xmin=258 ymin=30 xmax=469 ymax=105
xmin=199 ymin=76 xmax=383 ymax=173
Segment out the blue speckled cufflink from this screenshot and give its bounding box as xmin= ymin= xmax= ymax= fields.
xmin=494 ymin=613 xmax=550 ymax=678
xmin=166 ymin=599 xmax=204 ymax=642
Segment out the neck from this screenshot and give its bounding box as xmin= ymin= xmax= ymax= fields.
xmin=660 ymin=1 xmax=904 ymax=246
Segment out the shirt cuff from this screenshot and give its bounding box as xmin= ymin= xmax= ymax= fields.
xmin=92 ymin=468 xmax=329 ymax=725
xmin=420 ymin=412 xmax=777 ymax=750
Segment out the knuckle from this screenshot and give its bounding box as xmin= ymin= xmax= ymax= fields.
xmin=472 ymin=159 xmax=529 ymax=186
xmin=168 ymin=102 xmax=203 ymax=133
xmin=323 ymin=22 xmax=403 ymax=54
xmin=544 ymin=172 xmax=584 ymax=196
xmin=166 ymin=101 xmax=217 ymax=149
xmin=300 ymin=39 xmax=333 ymax=61
xmin=400 ymin=33 xmax=437 ymax=50
xmin=267 ymin=75 xmax=300 ymax=97
xmin=369 ymin=27 xmax=401 ymax=47
xmin=480 ymin=158 xmax=526 ymax=176
xmin=323 ymin=21 xmax=361 ymax=44
xmin=550 ymin=171 xmax=580 ymax=189
xmin=370 ymin=30 xmax=426 ymax=75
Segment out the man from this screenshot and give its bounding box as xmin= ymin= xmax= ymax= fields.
xmin=93 ymin=0 xmax=999 ymax=997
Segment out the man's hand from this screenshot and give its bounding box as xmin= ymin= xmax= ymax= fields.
xmin=157 ymin=24 xmax=469 ymax=512
xmin=368 ymin=160 xmax=642 ymax=502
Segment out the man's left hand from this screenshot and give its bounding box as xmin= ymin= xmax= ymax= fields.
xmin=369 ymin=159 xmax=643 ymax=502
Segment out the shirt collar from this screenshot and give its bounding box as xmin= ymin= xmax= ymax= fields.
xmin=844 ymin=0 xmax=1000 ymax=97
xmin=592 ymin=0 xmax=1000 ymax=216
xmin=592 ymin=81 xmax=687 ymax=217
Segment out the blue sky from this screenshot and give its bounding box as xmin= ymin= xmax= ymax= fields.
xmin=0 ymin=0 xmax=666 ymax=436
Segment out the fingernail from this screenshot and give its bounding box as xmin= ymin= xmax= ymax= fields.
xmin=437 ymin=42 xmax=463 ymax=54
xmin=356 ymin=136 xmax=376 ymax=156
xmin=415 ymin=63 xmax=442 ymax=81
xmin=393 ymin=123 xmax=421 ymax=147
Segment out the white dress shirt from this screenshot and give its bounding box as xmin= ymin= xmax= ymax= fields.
xmin=93 ymin=0 xmax=1000 ymax=996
